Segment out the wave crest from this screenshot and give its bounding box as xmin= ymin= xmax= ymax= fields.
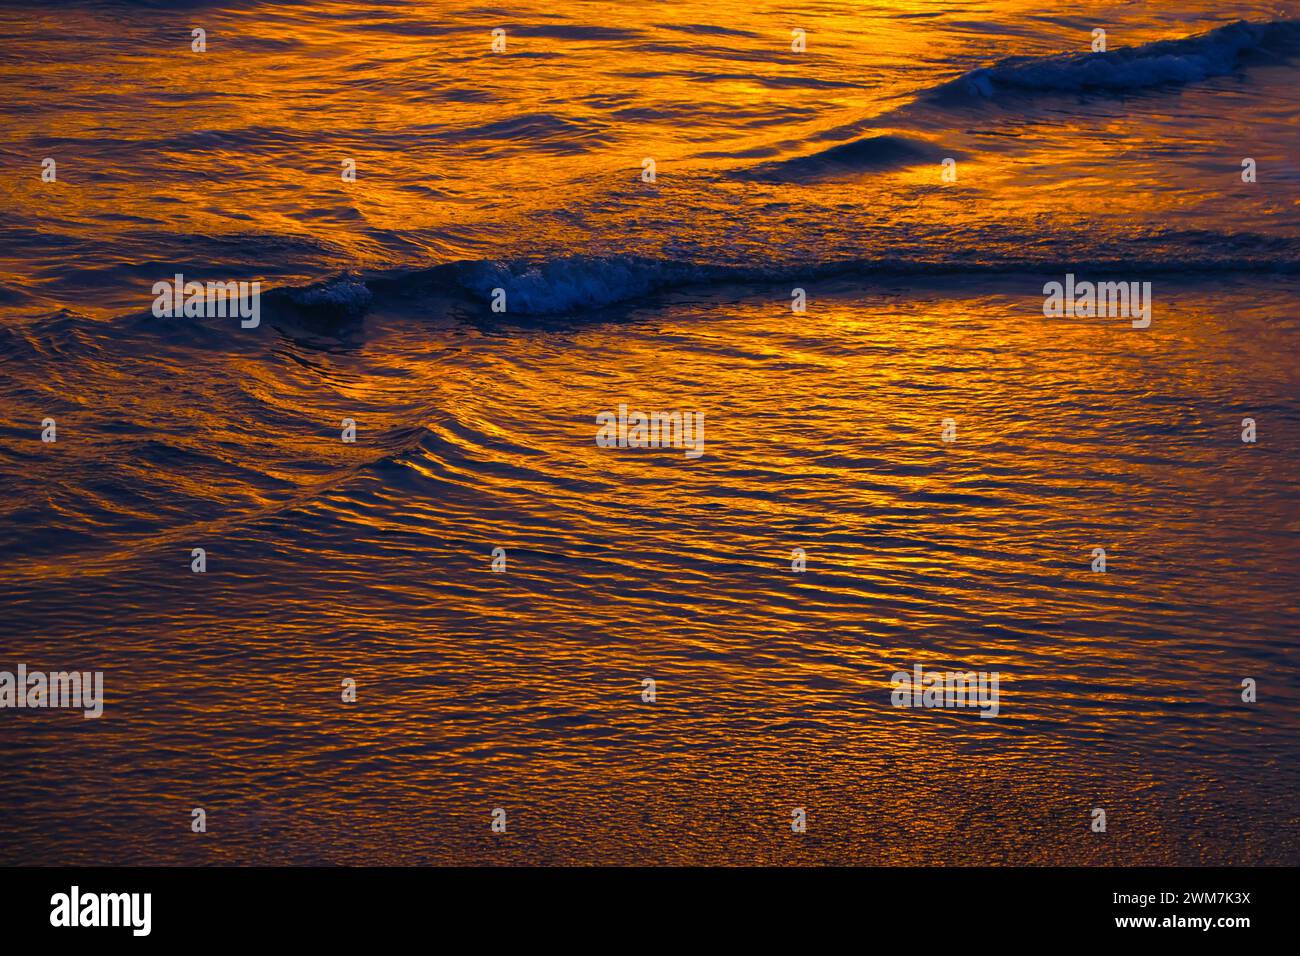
xmin=926 ymin=19 xmax=1300 ymax=102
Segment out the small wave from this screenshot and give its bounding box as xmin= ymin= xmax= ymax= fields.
xmin=276 ymin=275 xmax=373 ymax=318
xmin=264 ymin=250 xmax=1300 ymax=320
xmin=735 ymin=134 xmax=957 ymax=182
xmin=451 ymin=256 xmax=724 ymax=313
xmin=251 ymin=257 xmax=756 ymax=320
xmin=925 ymin=18 xmax=1300 ymax=102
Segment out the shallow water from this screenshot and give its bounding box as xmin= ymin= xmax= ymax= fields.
xmin=1 ymin=1 xmax=1298 ymax=864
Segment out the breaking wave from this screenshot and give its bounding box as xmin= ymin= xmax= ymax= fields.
xmin=925 ymin=18 xmax=1300 ymax=102
xmin=262 ymin=246 xmax=1300 ymax=319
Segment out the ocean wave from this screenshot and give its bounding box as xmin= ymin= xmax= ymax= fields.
xmin=451 ymin=257 xmax=719 ymax=313
xmin=925 ymin=18 xmax=1300 ymax=102
xmin=735 ymin=134 xmax=957 ymax=182
xmin=277 ymin=275 xmax=373 ymax=318
xmin=261 ymin=249 xmax=1300 ymax=319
